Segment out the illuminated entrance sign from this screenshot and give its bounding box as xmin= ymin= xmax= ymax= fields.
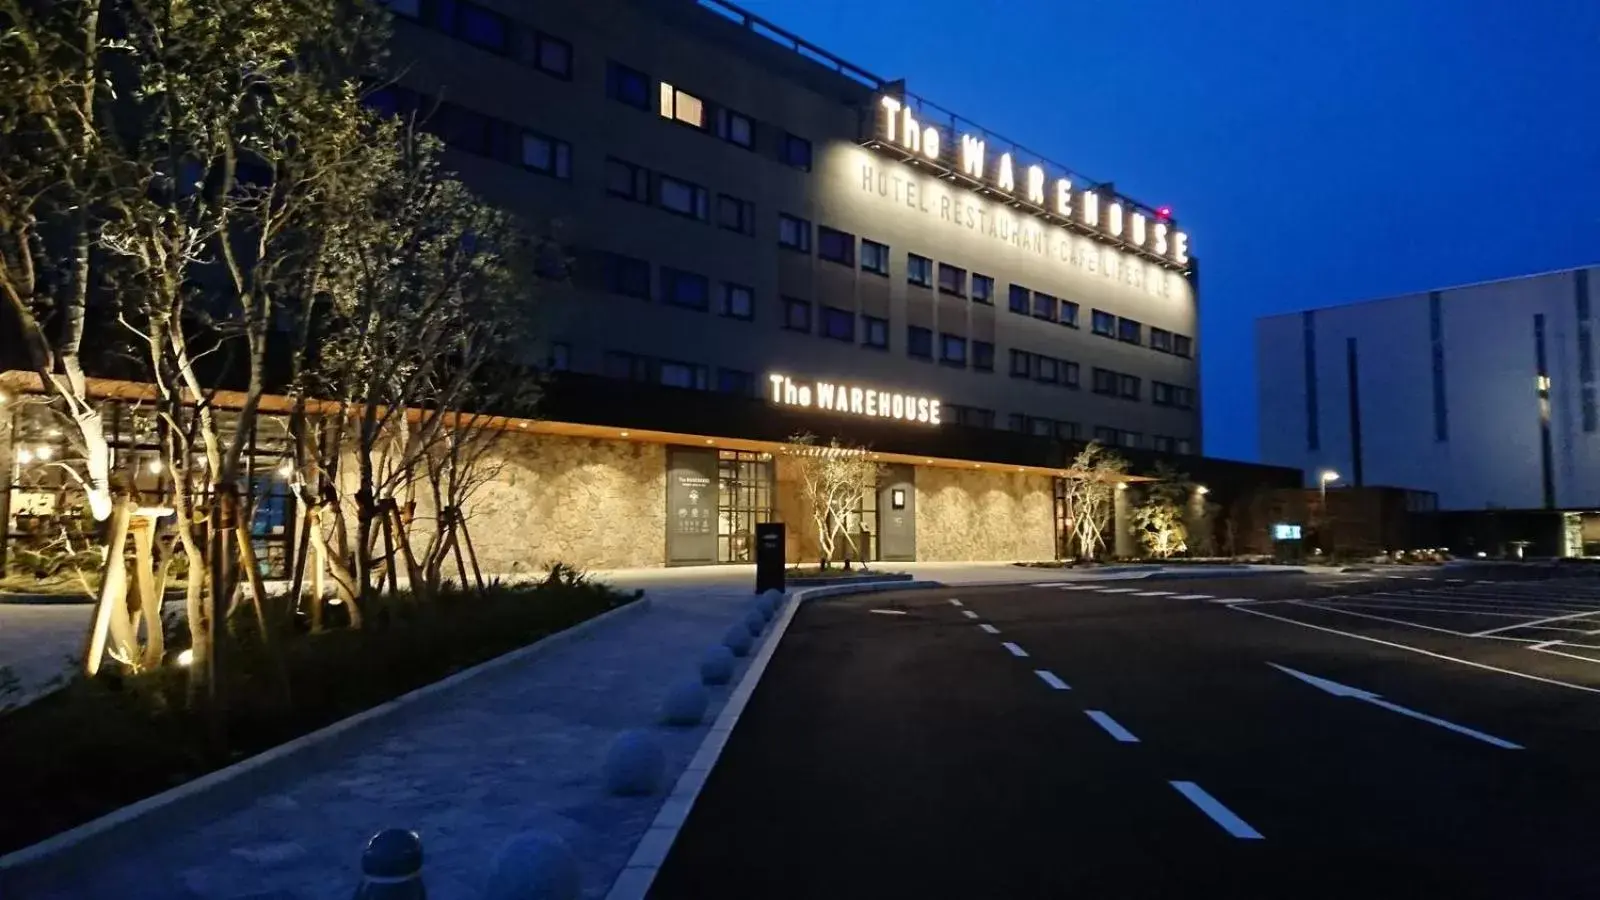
xmin=874 ymin=95 xmax=1189 ymax=269
xmin=768 ymin=374 xmax=941 ymax=425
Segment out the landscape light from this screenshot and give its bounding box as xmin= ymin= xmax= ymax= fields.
xmin=1195 ymin=485 xmax=1209 ymax=495
xmin=148 ymin=459 xmax=164 ymax=474
xmin=35 ymin=445 xmax=54 ymax=461
xmin=176 ymin=649 xmax=194 ymax=667
xmin=16 ymin=448 xmax=34 ymax=465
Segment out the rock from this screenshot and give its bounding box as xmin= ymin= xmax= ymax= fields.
xmin=602 ymin=729 xmax=664 ymax=796
xmin=699 ymin=644 xmax=735 ymax=685
xmin=660 ymin=680 xmax=710 ymax=726
xmin=483 ymin=831 xmax=581 ymax=900
xmin=722 ymin=623 xmax=753 ymax=657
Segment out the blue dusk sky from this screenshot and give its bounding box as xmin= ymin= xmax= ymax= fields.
xmin=733 ymin=0 xmax=1600 ymax=461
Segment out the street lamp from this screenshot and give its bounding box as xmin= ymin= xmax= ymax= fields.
xmin=1319 ymin=469 xmax=1340 ymax=504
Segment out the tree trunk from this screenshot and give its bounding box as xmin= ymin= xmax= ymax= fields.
xmin=130 ymin=516 xmax=165 ymax=670
xmin=83 ymin=497 xmax=133 ymax=676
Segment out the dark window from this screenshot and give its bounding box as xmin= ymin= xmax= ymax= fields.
xmin=526 ymin=32 xmax=572 ymax=78
xmin=972 ymin=274 xmax=994 ymax=304
xmin=907 ymin=326 xmax=933 ymax=359
xmin=818 ymin=227 xmax=855 ymax=266
xmin=1118 ymin=373 xmax=1141 ymax=400
xmin=384 ymin=0 xmax=420 ymax=18
xmin=778 ymin=213 xmax=811 ymax=252
xmin=1009 ymin=284 xmax=1030 ymax=314
xmin=658 ymin=82 xmax=706 ymax=128
xmin=661 ymin=268 xmax=709 ymax=310
xmin=364 ymin=85 xmax=418 ymax=119
xmin=1030 ymin=417 xmax=1054 ymax=438
xmin=603 ymin=350 xmax=651 ymax=382
xmin=1009 ymin=414 xmax=1027 ymax=433
xmin=861 ymin=240 xmax=890 ymax=275
xmin=907 ymin=254 xmax=932 ymax=287
xmin=783 ymin=296 xmax=812 ymax=332
xmin=1032 ymin=291 xmax=1057 ymax=322
xmin=1093 ymin=426 xmax=1118 ymax=445
xmin=521 ymin=132 xmax=571 ymax=179
xmin=781 ymin=132 xmax=812 ymax=170
xmin=862 ymin=315 xmax=889 ymax=349
xmin=1091 ymin=309 xmax=1115 ymax=336
xmin=717 ymin=194 xmax=754 ymax=235
xmin=1153 ymin=382 xmax=1173 ymax=405
xmin=938 ymin=263 xmax=967 ymax=297
xmin=1120 ymin=431 xmax=1144 ymax=450
xmin=719 ymin=283 xmax=754 ymax=320
xmin=1153 ymin=435 xmax=1177 ymax=454
xmin=1010 ymin=349 xmax=1032 ymax=378
xmin=1059 ymin=300 xmax=1079 ymax=328
xmin=548 ymin=342 xmax=570 ymax=372
xmin=941 ymin=333 xmax=967 ymax=366
xmin=430 ymin=102 xmax=492 ymax=155
xmin=606 ymin=62 xmax=650 ymax=109
xmin=1062 ymin=361 xmax=1080 ymax=388
xmin=1173 ymin=334 xmax=1193 ymax=358
xmin=658 ymin=175 xmax=709 ymax=220
xmin=1034 ymin=355 xmax=1059 ymax=384
xmin=605 ymin=157 xmax=649 ymax=201
xmin=717 ymin=368 xmax=756 ymax=396
xmin=1176 ymin=438 xmax=1193 ymax=454
xmin=602 ymin=253 xmax=650 ymax=299
xmin=444 ymin=0 xmax=509 ymax=53
xmin=821 ymin=305 xmax=854 ymax=341
xmin=659 ymin=360 xmax=708 ymax=390
xmin=715 ymin=108 xmax=755 ymax=149
xmin=957 ymin=407 xmax=996 ymax=429
xmin=1118 ymin=317 xmax=1143 ymax=344
xmin=1151 ymin=328 xmax=1174 ymax=352
xmin=973 ymin=340 xmax=995 ymax=372
xmin=1092 ymin=367 xmax=1116 ymax=395
xmin=1055 ymin=421 xmax=1080 ymax=441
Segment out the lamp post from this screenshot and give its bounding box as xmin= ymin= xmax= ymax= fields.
xmin=1319 ymin=470 xmax=1340 ymax=505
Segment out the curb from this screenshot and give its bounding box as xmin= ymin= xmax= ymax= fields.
xmin=0 ymin=593 xmax=96 ymax=606
xmin=603 ymin=578 xmax=943 ymax=900
xmin=0 ymin=595 xmax=653 ymax=875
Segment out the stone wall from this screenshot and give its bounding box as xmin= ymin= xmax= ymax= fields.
xmin=915 ymin=467 xmax=1056 ymax=562
xmin=773 ymin=456 xmax=820 ymax=564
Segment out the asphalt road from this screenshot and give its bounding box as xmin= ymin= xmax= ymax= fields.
xmin=649 ymin=568 xmax=1600 ymax=899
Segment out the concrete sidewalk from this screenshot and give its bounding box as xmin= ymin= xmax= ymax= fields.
xmin=1 ymin=586 xmax=770 ymax=899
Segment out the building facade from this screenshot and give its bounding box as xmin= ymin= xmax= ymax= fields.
xmin=1257 ymin=265 xmax=1600 ymax=517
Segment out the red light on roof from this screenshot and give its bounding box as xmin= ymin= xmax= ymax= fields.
xmin=1157 ymin=206 xmax=1172 ymax=220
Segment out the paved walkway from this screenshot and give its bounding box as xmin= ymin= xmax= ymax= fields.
xmin=3 ymin=587 xmax=765 ymax=899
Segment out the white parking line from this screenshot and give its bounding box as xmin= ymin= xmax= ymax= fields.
xmin=1353 ymin=593 xmax=1599 ymax=613
xmin=1096 ymin=588 xmax=1142 ymax=594
xmin=1085 ymin=710 xmax=1141 ymax=743
xmin=1034 ymin=670 xmax=1071 ymax=690
xmin=949 ymin=598 xmax=964 ymax=607
xmin=1210 ymin=598 xmax=1258 ymax=605
xmin=961 ymin=609 xmax=980 ymax=620
xmin=1312 ymin=600 xmax=1565 ymax=619
xmin=1002 ymin=641 xmax=1029 ymax=658
xmin=1472 ymin=608 xmax=1600 ymax=636
xmin=978 ymin=623 xmax=1000 ymax=634
xmin=1133 ymin=591 xmax=1173 ymax=597
xmin=1172 ymin=594 xmax=1214 ymax=600
xmin=1170 ymin=781 xmax=1264 ymax=840
xmin=1291 ymin=601 xmax=1491 ymax=638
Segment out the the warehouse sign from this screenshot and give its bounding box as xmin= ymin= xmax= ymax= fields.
xmin=768 ymin=374 xmax=942 ymax=425
xmin=873 ymin=95 xmax=1189 ymax=270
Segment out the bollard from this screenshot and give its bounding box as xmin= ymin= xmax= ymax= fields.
xmin=722 ymin=622 xmax=753 ymax=657
xmin=483 ymin=831 xmax=581 ymax=900
xmin=353 ymin=828 xmax=425 ymax=900
xmin=699 ymin=644 xmax=735 ymax=685
xmin=660 ymin=679 xmax=710 ymax=726
xmin=603 ymin=728 xmax=665 ymax=796
xmin=743 ymin=608 xmax=765 ymax=637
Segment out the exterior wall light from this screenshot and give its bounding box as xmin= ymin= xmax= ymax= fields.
xmin=1195 ymin=485 xmax=1209 ymax=495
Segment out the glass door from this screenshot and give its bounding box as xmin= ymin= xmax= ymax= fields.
xmin=717 ymin=450 xmax=774 ymax=563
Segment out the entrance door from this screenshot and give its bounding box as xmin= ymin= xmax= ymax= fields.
xmin=876 ymin=465 xmax=916 ymax=561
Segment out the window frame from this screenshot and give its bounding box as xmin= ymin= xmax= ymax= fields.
xmin=782 ymin=296 xmax=813 ymax=333
xmin=658 ymin=359 xmax=709 ymax=391
xmin=972 ymin=340 xmax=995 ymax=372
xmin=1118 ymin=373 xmax=1142 ymax=400
xmin=781 ymin=132 xmax=813 ymax=171
xmin=606 ymin=61 xmax=651 ymax=110
xmin=1032 ymin=291 xmax=1057 ymax=322
xmin=657 ymin=174 xmax=709 ymax=220
xmin=1118 ymin=317 xmax=1143 ymax=345
xmin=716 ymin=193 xmax=753 ymax=235
xmin=820 ymin=305 xmax=855 ymax=342
xmin=971 ymin=274 xmax=994 ymax=305
xmin=719 ymin=283 xmax=754 ymax=321
xmin=817 ymin=226 xmax=856 ymax=267
xmin=906 ymin=325 xmax=933 ymax=360
xmin=1010 ymin=349 xmax=1032 ymax=378
xmin=601 ymin=252 xmax=651 ymax=300
xmin=1091 ymin=309 xmax=1116 ymax=337
xmin=520 ymin=131 xmax=571 ymax=179
xmin=716 ymin=367 xmax=756 ymax=396
xmin=658 ymin=81 xmax=706 ymax=129
xmin=660 ymin=267 xmax=710 ymax=311
xmin=1173 ymin=334 xmax=1194 ymax=358
xmin=1150 ymin=327 xmax=1174 ymax=353
xmin=1009 ymin=284 xmax=1030 ymax=314
xmin=778 ymin=213 xmax=812 ymax=253
xmin=906 ymin=253 xmax=933 ymax=288
xmin=861 ymin=239 xmax=890 ymax=276
xmin=526 ymin=31 xmax=573 ymax=79
xmin=715 ymin=107 xmax=755 ymax=149
xmin=1091 ymin=367 xmax=1117 ymax=395
xmin=938 ymin=263 xmax=967 ymax=297
xmin=604 ymin=157 xmax=649 ymax=202
xmin=1059 ymin=299 xmax=1080 ymax=328
xmin=940 ymin=332 xmax=967 ymax=367
xmin=862 ymin=314 xmax=889 ymax=349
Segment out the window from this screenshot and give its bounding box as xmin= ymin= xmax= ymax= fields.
xmin=604 ymin=350 xmax=650 ymax=382
xmin=907 ymin=326 xmax=933 ymax=359
xmin=818 ymin=227 xmax=855 ymax=266
xmin=383 ymin=0 xmax=419 ymax=18
xmin=659 ymin=360 xmax=709 ymax=390
xmin=1059 ymin=300 xmax=1080 ymax=328
xmin=658 ymin=175 xmax=709 ymax=220
xmin=658 ymin=82 xmax=705 ymax=128
xmin=1009 ymin=284 xmax=1030 ymax=314
xmin=1009 ymin=414 xmax=1027 ymax=433
xmin=602 ymin=252 xmax=650 ymax=299
xmin=661 ymin=268 xmax=709 ymax=310
xmin=1030 ymin=417 xmax=1054 ymax=437
xmin=821 ymin=305 xmax=854 ymax=341
xmin=1055 ymin=421 xmax=1080 ymax=441
xmin=862 ymin=314 xmax=889 ymax=349
xmin=430 ymin=103 xmax=493 ymax=155
xmin=1010 ymin=349 xmax=1032 ymax=378
xmin=1091 ymin=309 xmax=1115 ymax=336
xmin=605 ymin=157 xmax=649 ymax=201
xmin=951 ymin=406 xmax=995 ymax=429
xmin=719 ymin=283 xmax=754 ymax=320
xmin=525 ymin=32 xmax=572 ymax=78
xmin=1062 ymin=361 xmax=1080 ymax=388
xmin=1035 ymin=355 xmax=1059 ymax=384
xmin=907 ymin=254 xmax=932 ymax=287
xmin=778 ymin=213 xmax=811 ymax=252
xmin=521 ymin=132 xmax=571 ymax=179
xmin=1093 ymin=426 xmax=1118 ymax=445
xmin=783 ymin=296 xmax=812 ymax=332
xmin=1173 ymin=334 xmax=1194 ymax=358
xmin=938 ymin=263 xmax=967 ymax=297
xmin=717 ymin=194 xmax=754 ymax=235
xmin=1153 ymin=435 xmax=1177 ymax=454
xmin=1154 ymin=382 xmax=1194 ymax=409
xmin=1177 ymin=438 xmax=1193 ymax=454
xmin=1118 ymin=317 xmax=1143 ymax=345
xmin=442 ymin=0 xmax=509 ymax=53
xmin=940 ymin=333 xmax=967 ymax=366
xmin=716 ymin=108 xmax=755 ymax=149
xmin=717 ymin=368 xmax=756 ymax=396
xmin=548 ymin=342 xmax=570 ymax=372
xmin=781 ymin=132 xmax=812 ymax=170
xmin=1118 ymin=373 xmax=1141 ymax=400
xmin=607 ymin=62 xmax=651 ymax=109
xmin=1150 ymin=328 xmax=1173 ymax=352
xmin=1120 ymin=431 xmax=1144 ymax=450
xmin=861 ymin=240 xmax=890 ymax=276
xmin=972 ymin=274 xmax=994 ymax=304
xmin=973 ymin=340 xmax=994 ymax=372
xmin=1032 ymin=291 xmax=1057 ymax=322
xmin=1091 ymin=367 xmax=1116 ymax=395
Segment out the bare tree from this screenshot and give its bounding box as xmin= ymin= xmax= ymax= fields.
xmin=786 ymin=433 xmax=882 ymax=568
xmin=1058 ymin=441 xmax=1127 ymax=561
xmin=1133 ymin=463 xmax=1191 ymax=559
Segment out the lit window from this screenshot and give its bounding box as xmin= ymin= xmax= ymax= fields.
xmin=778 ymin=213 xmax=811 ymax=252
xmin=783 ymin=296 xmax=812 ymax=332
xmin=907 ymin=254 xmax=932 ymax=287
xmin=658 ymin=82 xmax=705 ymax=128
xmin=719 ymin=284 xmax=754 ymax=321
xmin=861 ymin=240 xmax=889 ymax=276
xmin=862 ymin=315 xmax=889 ymax=349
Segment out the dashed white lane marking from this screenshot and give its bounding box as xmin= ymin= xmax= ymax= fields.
xmin=978 ymin=623 xmax=1001 ymax=634
xmin=1085 ymin=710 xmax=1141 ymax=743
xmin=1210 ymin=597 xmax=1258 ymax=604
xmin=1002 ymin=641 xmax=1030 ymax=658
xmin=1097 ymin=587 xmax=1142 ymax=594
xmin=1172 ymin=594 xmax=1213 ymax=600
xmin=868 ymin=609 xmax=908 ymax=616
xmin=949 ymin=598 xmax=964 ymax=607
xmin=1170 ymin=781 xmax=1264 ymax=840
xmin=1133 ymin=591 xmax=1175 ymax=597
xmin=961 ymin=609 xmax=980 ymax=619
xmin=1034 ymin=670 xmax=1071 ymax=690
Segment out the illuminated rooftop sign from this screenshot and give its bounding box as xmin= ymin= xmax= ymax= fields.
xmin=768 ymin=374 xmax=941 ymax=425
xmin=871 ymin=95 xmax=1189 ymax=270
